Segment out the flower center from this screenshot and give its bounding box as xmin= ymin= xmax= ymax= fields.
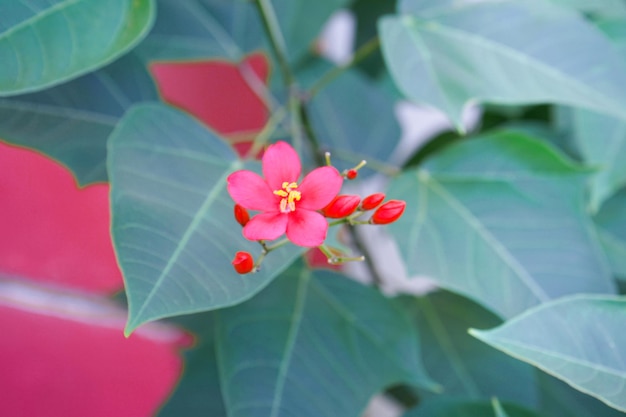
xmin=273 ymin=181 xmax=301 ymax=213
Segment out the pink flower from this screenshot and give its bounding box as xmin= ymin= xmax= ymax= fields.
xmin=227 ymin=141 xmax=343 ymax=247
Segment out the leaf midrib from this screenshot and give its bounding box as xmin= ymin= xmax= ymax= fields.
xmin=269 ymin=269 xmax=311 ymax=417
xmin=423 ymin=174 xmax=551 ymax=307
xmin=128 ymin=159 xmax=242 ymax=330
xmin=0 ymin=0 xmax=84 ymax=40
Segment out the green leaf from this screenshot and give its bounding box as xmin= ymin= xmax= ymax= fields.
xmin=573 ymin=109 xmax=626 ymax=212
xmin=137 ymin=0 xmax=261 ymax=61
xmin=569 ymin=20 xmax=626 ymax=211
xmin=157 ymin=314 xmax=226 ymax=417
xmin=215 ymin=265 xmax=437 ymax=417
xmin=0 ymin=0 xmax=155 ymax=96
xmin=387 ymin=130 xmax=614 ymax=319
xmin=403 ymin=397 xmax=545 ymax=417
xmin=538 ymin=373 xmax=626 ymax=417
xmin=138 ymin=0 xmax=348 ymax=62
xmin=595 ymin=188 xmax=626 ymax=280
xmin=379 ymin=1 xmax=626 ymax=130
xmin=414 ymin=291 xmax=537 ymax=405
xmin=545 ymin=0 xmax=626 ymax=18
xmin=307 ymin=67 xmax=401 ymax=176
xmin=0 ymin=53 xmax=157 ymax=186
xmin=350 ymin=0 xmax=397 ymax=77
xmin=470 ymin=295 xmax=626 ymax=413
xmin=398 ymin=0 xmax=455 ymax=15
xmin=272 ymin=0 xmax=350 ymax=62
xmin=492 ymin=398 xmax=510 ymax=417
xmin=108 ymin=103 xmax=304 ymax=334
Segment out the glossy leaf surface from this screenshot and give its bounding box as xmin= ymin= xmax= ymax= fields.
xmin=108 ymin=104 xmax=304 ymax=334
xmin=380 ymin=1 xmax=626 ymax=129
xmin=0 ymin=0 xmax=155 ymax=96
xmin=387 ymin=131 xmax=614 ymax=319
xmin=471 ymin=295 xmax=626 ymax=413
xmin=216 ymin=266 xmax=437 ymax=417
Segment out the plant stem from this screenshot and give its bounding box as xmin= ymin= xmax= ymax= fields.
xmin=253 ymin=3 xmax=385 ymax=287
xmin=308 ymin=36 xmax=381 ymax=98
xmin=254 ymin=0 xmax=294 ymax=86
xmin=298 ymin=102 xmax=385 ymax=287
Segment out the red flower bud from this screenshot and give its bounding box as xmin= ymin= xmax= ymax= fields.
xmin=232 ymin=251 xmax=254 ymax=274
xmin=346 ymin=169 xmax=358 ymax=180
xmin=234 ymin=204 xmax=250 ymax=227
xmin=361 ymin=193 xmax=385 ymax=210
xmin=371 ymin=200 xmax=406 ymax=225
xmin=321 ymin=194 xmax=361 ymax=218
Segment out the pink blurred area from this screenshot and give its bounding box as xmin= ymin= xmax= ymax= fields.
xmin=0 ymin=300 xmax=189 ymax=417
xmin=0 ymin=53 xmax=273 ymax=416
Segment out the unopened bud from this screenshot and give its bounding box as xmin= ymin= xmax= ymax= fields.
xmin=234 ymin=204 xmax=250 ymax=226
xmin=346 ymin=169 xmax=358 ymax=180
xmin=371 ymin=200 xmax=406 ymax=225
xmin=322 ymin=195 xmax=361 ymax=218
xmin=232 ymin=251 xmax=254 ymax=274
xmin=361 ymin=193 xmax=385 ymax=210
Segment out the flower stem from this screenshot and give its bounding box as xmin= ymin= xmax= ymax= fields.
xmin=308 ymin=36 xmax=381 ymax=98
xmin=254 ymin=0 xmax=294 ymax=86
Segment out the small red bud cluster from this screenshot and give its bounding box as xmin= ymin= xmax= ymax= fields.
xmin=321 ymin=192 xmax=406 ymax=225
xmin=230 ymin=151 xmax=406 ymax=274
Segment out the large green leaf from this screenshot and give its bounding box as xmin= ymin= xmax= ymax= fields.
xmin=108 ymin=103 xmax=304 ymax=334
xmin=538 ymin=373 xmax=626 ymax=417
xmin=307 ymin=67 xmax=401 ymax=176
xmin=595 ymin=188 xmax=626 ymax=280
xmin=0 ymin=53 xmax=157 ymax=186
xmin=0 ymin=0 xmax=155 ymax=96
xmin=215 ymin=265 xmax=437 ymax=417
xmin=379 ymin=1 xmax=626 ymax=130
xmin=387 ymin=131 xmax=614 ymax=319
xmin=403 ymin=397 xmax=545 ymax=417
xmin=470 ymin=295 xmax=626 ymax=413
xmin=414 ymin=291 xmax=537 ymax=405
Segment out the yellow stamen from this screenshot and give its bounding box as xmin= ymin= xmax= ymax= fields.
xmin=274 ymin=182 xmax=301 ymax=213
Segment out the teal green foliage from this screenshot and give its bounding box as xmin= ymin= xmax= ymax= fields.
xmin=4 ymin=0 xmax=626 ymax=415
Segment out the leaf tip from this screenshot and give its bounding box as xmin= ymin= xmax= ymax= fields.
xmin=467 ymin=327 xmax=483 ymax=338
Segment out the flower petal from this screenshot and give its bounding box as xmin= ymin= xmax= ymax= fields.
xmin=243 ymin=212 xmax=288 ymax=241
xmin=262 ymin=141 xmax=301 ymax=190
xmin=298 ymin=166 xmax=343 ymax=210
xmin=286 ymin=209 xmax=328 ymax=247
xmin=227 ymin=170 xmax=277 ymax=211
